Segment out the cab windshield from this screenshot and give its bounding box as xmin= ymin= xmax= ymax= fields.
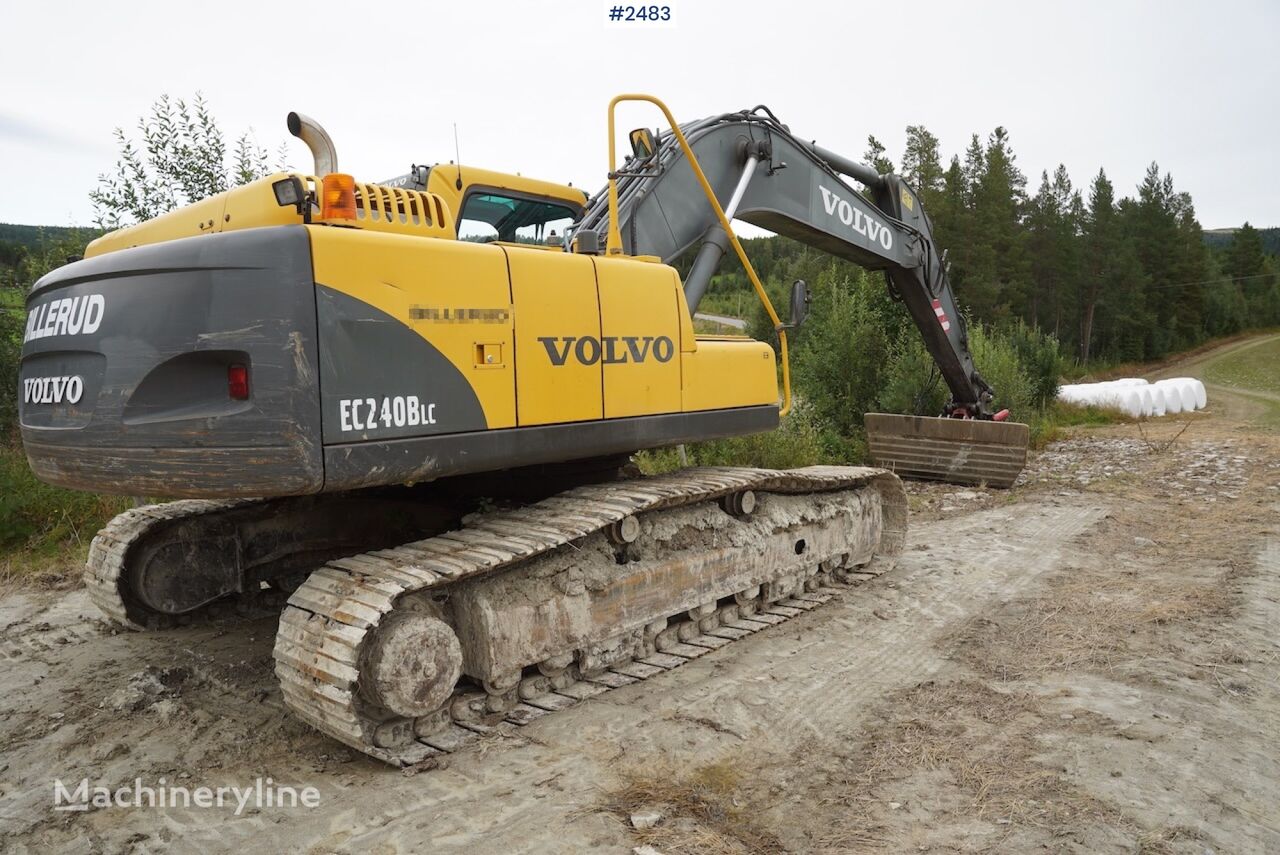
xmin=457 ymin=191 xmax=578 ymax=244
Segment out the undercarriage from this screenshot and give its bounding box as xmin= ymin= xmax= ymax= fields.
xmin=85 ymin=464 xmax=905 ymax=765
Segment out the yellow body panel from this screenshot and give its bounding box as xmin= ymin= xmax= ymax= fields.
xmin=682 ymin=337 xmax=778 ymax=412
xmin=86 ymin=173 xmax=453 ymax=258
xmin=592 ymin=256 xmax=683 ymax=419
xmin=675 ymin=286 xmax=697 ymax=353
xmin=308 ymin=226 xmax=518 ymax=429
xmin=310 ymin=226 xmax=776 ymax=426
xmin=86 ymin=192 xmax=245 ymax=258
xmin=506 ymin=246 xmax=603 ymax=425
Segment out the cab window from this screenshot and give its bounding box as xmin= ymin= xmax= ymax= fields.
xmin=457 ymin=190 xmax=578 ymax=245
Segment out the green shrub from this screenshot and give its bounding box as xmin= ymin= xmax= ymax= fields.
xmin=968 ymin=323 xmax=1033 ymax=420
xmin=634 ymin=402 xmax=828 ymax=474
xmin=998 ymin=319 xmax=1062 ymax=408
xmin=879 ymin=320 xmax=1037 ymax=421
xmin=0 ymin=442 xmax=130 ymax=560
xmin=880 ymin=333 xmax=948 ymax=416
xmin=689 ymin=401 xmax=826 ymax=469
xmin=1026 ymin=400 xmax=1131 ymax=448
xmin=1 ymin=289 xmax=22 ymax=437
xmin=790 ymin=269 xmax=891 ymax=436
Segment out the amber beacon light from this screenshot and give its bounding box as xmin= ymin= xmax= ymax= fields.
xmin=320 ymin=173 xmax=357 ymax=221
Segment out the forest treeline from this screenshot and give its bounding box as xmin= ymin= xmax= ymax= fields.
xmin=702 ymin=126 xmax=1279 ymax=365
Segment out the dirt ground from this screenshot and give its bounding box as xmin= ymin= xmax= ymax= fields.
xmin=1 ymin=341 xmax=1278 ymax=854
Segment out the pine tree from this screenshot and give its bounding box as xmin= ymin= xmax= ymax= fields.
xmin=1025 ymin=165 xmax=1081 ymax=339
xmin=901 ymin=125 xmax=945 ymax=210
xmin=1080 ymin=169 xmax=1148 ymax=361
xmin=863 ymin=135 xmax=894 ymax=177
xmin=961 ymin=135 xmax=985 ymax=202
xmin=968 ymin=127 xmax=1030 ymax=321
xmin=1167 ymin=190 xmax=1209 ymax=348
xmin=1227 ymin=222 xmax=1280 ymax=323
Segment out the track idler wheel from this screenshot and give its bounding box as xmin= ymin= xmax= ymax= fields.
xmin=361 ymin=611 xmax=463 ymax=718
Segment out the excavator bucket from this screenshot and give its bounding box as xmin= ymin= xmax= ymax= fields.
xmin=864 ymin=413 xmax=1030 ymax=489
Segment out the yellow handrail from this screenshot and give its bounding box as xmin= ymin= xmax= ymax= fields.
xmin=605 ymin=93 xmax=793 ymax=417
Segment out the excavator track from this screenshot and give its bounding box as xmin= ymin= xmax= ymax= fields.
xmin=85 ymin=493 xmax=465 ymax=631
xmin=86 ymin=499 xmax=267 ymax=630
xmin=273 ymin=465 xmax=906 ymax=766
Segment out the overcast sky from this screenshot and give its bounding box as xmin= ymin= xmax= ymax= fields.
xmin=1 ymin=0 xmax=1276 ymax=230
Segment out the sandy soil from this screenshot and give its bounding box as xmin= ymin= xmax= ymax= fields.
xmin=1 ymin=344 xmax=1278 ymax=854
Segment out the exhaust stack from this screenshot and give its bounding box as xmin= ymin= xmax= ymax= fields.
xmin=287 ymin=112 xmax=338 ymax=176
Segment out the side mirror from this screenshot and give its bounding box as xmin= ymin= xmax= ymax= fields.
xmin=788 ymin=279 xmax=810 ymax=329
xmin=628 ymin=127 xmax=659 ymax=162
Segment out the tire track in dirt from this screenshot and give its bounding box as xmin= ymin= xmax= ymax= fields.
xmin=660 ymin=501 xmax=1107 ymax=744
xmin=0 ymin=596 xmax=111 ymax=662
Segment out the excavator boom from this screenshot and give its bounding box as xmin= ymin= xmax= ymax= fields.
xmin=575 ymin=106 xmax=1029 ymax=486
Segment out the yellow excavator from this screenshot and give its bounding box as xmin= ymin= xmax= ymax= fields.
xmin=18 ymin=95 xmax=1026 ymax=764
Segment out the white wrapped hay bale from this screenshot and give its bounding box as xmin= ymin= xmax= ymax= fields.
xmin=1166 ymin=377 xmax=1207 ymax=409
xmin=1137 ymin=386 xmax=1157 ymax=417
xmin=1153 ymin=381 xmax=1183 ymax=414
xmin=1148 ymin=386 xmax=1166 ymax=417
xmin=1057 ymin=375 xmax=1206 ymax=417
xmin=1155 ymin=378 xmax=1197 ymax=412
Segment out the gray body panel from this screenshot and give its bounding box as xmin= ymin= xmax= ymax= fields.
xmin=20 ymin=227 xmax=325 ymax=495
xmin=323 ymin=405 xmax=778 ymax=492
xmin=315 ymin=285 xmax=488 ymax=442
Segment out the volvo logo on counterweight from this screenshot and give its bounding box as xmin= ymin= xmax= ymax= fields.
xmin=539 ymin=335 xmax=675 ymax=366
xmin=23 ymin=375 xmax=85 ymax=405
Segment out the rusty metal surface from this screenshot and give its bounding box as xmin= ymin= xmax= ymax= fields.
xmin=865 ymin=413 xmax=1030 ymax=489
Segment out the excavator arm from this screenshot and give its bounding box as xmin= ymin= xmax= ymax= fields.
xmin=575 ymin=107 xmax=995 ymax=417
xmin=574 ymin=102 xmax=1027 ymax=485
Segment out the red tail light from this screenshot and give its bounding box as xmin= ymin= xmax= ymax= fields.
xmin=228 ymin=364 xmax=250 ymax=400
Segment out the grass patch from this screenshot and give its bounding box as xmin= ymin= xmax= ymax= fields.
xmin=949 ymin=558 xmax=1234 ymax=681
xmin=635 ymin=402 xmax=833 ymax=475
xmin=600 ymin=759 xmax=786 ymax=855
xmin=952 ymin=573 xmax=1228 ymax=680
xmin=782 ymin=679 xmax=1133 ymax=851
xmin=0 ymin=440 xmax=130 ymax=584
xmin=1028 ymin=400 xmax=1133 ymax=448
xmin=1198 ymin=334 xmax=1280 ymax=428
xmin=1202 ymin=335 xmax=1280 ymax=397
